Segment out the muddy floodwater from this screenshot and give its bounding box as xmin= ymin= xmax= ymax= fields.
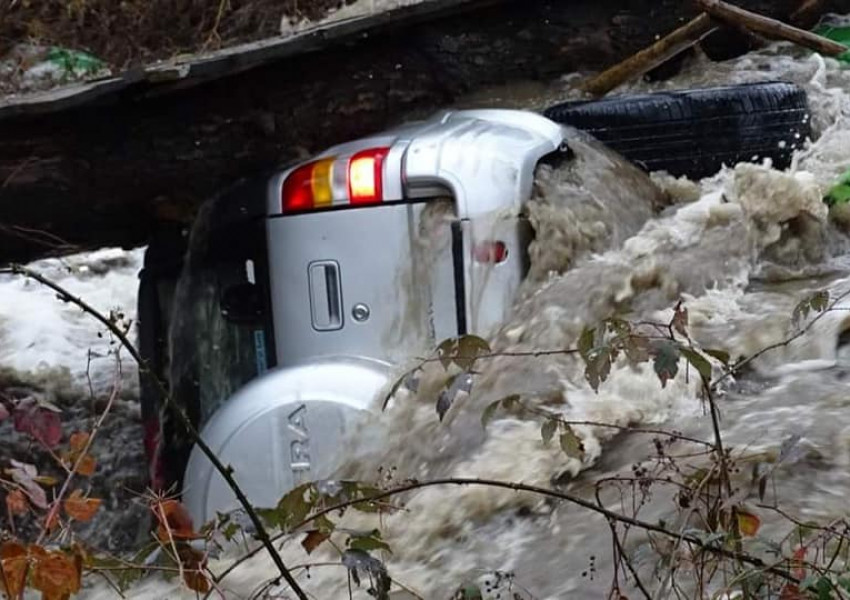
xmin=4 ymin=20 xmax=850 ymax=599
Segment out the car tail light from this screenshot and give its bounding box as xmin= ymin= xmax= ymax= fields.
xmin=349 ymin=148 xmax=388 ymax=205
xmin=472 ymin=240 xmax=508 ymax=264
xmin=281 ymin=148 xmax=389 ymax=213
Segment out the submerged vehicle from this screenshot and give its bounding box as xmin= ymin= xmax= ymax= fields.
xmin=137 ymin=82 xmax=810 ymax=525
xmin=141 ymin=108 xmax=566 ymax=524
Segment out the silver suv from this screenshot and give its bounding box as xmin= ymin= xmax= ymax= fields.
xmin=139 ymin=109 xmax=568 ymax=525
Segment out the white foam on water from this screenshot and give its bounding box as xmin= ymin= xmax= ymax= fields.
xmin=0 ymin=248 xmax=143 ymax=393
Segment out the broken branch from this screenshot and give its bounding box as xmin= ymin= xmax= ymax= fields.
xmin=695 ymin=0 xmax=847 ymax=56
xmin=581 ymin=13 xmax=717 ymax=96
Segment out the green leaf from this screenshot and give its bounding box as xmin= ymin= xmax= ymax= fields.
xmin=500 ymin=394 xmax=522 ymax=413
xmin=436 ymin=338 xmax=458 ymax=369
xmin=269 ymin=483 xmax=315 ymax=531
xmin=816 ymin=576 xmax=833 ymax=600
xmin=221 ymin=521 xmax=240 ymax=542
xmin=452 ymin=583 xmax=484 ymax=600
xmin=606 ymin=318 xmax=631 ymax=336
xmin=454 ymin=335 xmax=491 ymax=370
xmin=793 ymin=290 xmax=830 ymax=326
xmin=703 ymin=348 xmax=730 ymax=366
xmin=578 ymin=327 xmax=594 ymax=360
xmin=348 ymin=533 xmax=392 ymax=554
xmin=341 ymin=549 xmax=392 ymax=599
xmin=680 ymin=347 xmax=712 ymax=383
xmin=339 ymin=482 xmax=385 ymax=513
xmin=811 ymin=290 xmax=830 ymax=312
xmin=481 ymin=400 xmax=501 ymax=428
xmin=652 ymin=341 xmax=680 ymax=388
xmin=584 ymin=347 xmax=612 ymax=392
xmin=541 ymin=419 xmax=557 ymax=445
xmin=559 ymin=426 xmax=584 ymax=460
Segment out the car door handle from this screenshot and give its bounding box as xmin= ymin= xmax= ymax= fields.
xmin=308 ymin=260 xmax=343 ymax=331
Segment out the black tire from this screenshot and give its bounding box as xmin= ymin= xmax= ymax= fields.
xmin=543 ymin=81 xmax=811 ymax=180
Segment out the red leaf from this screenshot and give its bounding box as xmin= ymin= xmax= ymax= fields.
xmin=13 ymin=404 xmax=62 ymax=448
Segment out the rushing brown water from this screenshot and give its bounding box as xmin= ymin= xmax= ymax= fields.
xmin=4 ymin=23 xmax=850 ymax=600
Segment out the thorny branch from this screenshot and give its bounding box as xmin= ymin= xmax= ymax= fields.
xmin=36 ymin=354 xmax=123 ymax=546
xmin=0 ymin=263 xmax=309 ymax=600
xmin=216 ymin=476 xmax=799 ymax=587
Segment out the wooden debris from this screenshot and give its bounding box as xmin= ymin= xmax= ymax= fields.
xmin=581 ymin=14 xmax=717 ymax=96
xmin=695 ymin=0 xmax=847 ymax=56
xmin=791 ymin=0 xmax=828 ymax=28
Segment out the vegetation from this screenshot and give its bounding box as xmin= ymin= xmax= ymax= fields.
xmin=0 ymin=0 xmax=351 ymax=69
xmin=1 ymin=266 xmax=850 ymax=599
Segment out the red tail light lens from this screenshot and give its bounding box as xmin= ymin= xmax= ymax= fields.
xmin=349 ymin=148 xmax=389 ymax=205
xmin=472 ymin=241 xmax=508 ymax=264
xmin=281 ymin=162 xmax=316 ymax=212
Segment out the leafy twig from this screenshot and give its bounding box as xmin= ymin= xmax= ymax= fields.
xmin=218 ymin=477 xmax=799 ymax=586
xmin=4 ymin=263 xmax=309 ymax=600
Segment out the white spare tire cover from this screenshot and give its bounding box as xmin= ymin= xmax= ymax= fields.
xmin=182 ymin=356 xmax=389 ymax=526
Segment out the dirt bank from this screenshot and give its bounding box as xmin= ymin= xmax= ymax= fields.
xmin=0 ymin=0 xmax=354 ymax=68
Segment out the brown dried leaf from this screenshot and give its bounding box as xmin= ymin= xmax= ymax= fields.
xmin=301 ymin=530 xmax=330 ymax=555
xmin=5 ymin=489 xmax=29 ymax=516
xmin=737 ymin=510 xmax=761 ymax=537
xmin=672 ymin=303 xmax=689 ymax=337
xmin=75 ymin=454 xmax=96 ymax=477
xmin=0 ymin=541 xmax=28 ymax=599
xmin=69 ymin=431 xmax=90 ymax=454
xmin=183 ymin=568 xmax=211 ymax=594
xmin=177 ymin=546 xmax=210 ymax=593
xmin=155 ymin=499 xmax=200 ymax=541
xmin=30 ymin=546 xmax=81 ymax=599
xmin=64 ymin=490 xmax=101 ymax=522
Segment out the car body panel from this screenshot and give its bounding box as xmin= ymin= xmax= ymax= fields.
xmin=183 ymin=109 xmax=567 ymax=524
xmin=182 ymin=356 xmax=391 ymax=521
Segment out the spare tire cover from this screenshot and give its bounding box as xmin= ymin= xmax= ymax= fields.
xmin=182 ymin=356 xmax=390 ymax=526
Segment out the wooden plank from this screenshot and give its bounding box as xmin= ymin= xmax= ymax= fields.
xmin=0 ymin=0 xmax=505 ymax=120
